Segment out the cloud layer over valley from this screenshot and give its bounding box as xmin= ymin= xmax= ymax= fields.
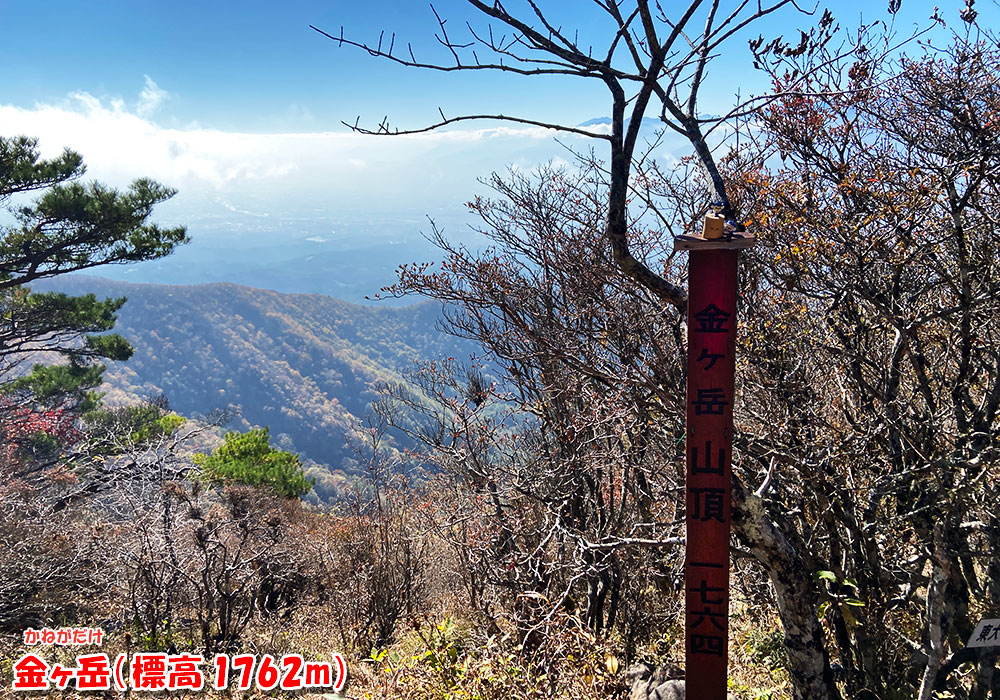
xmin=0 ymin=78 xmax=687 ymax=300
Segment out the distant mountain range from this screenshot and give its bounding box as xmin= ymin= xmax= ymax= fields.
xmin=32 ymin=276 xmax=472 ymax=500
xmin=577 ymin=116 xmax=662 ymax=129
xmin=92 ymin=234 xmax=450 ymax=307
xmin=577 ymin=114 xmax=722 ymax=129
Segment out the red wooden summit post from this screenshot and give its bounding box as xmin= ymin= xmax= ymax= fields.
xmin=675 ymin=216 xmax=755 ymax=699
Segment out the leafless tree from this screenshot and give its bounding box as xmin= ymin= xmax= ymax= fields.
xmin=326 ymin=414 xmax=428 ymax=652
xmin=314 ymin=1 xmax=901 ymax=311
xmin=374 ymin=163 xmax=689 ymax=660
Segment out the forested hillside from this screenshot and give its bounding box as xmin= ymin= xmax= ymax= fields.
xmin=31 ymin=275 xmax=465 ymax=497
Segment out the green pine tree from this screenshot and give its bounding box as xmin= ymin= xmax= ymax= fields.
xmin=194 ymin=427 xmax=314 ymax=499
xmin=0 ymin=135 xmax=188 ymax=412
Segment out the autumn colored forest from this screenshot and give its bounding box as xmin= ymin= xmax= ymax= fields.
xmin=2 ymin=3 xmax=1000 ymax=700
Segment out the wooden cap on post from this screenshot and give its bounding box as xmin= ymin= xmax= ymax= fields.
xmin=673 ymin=232 xmax=757 ymax=250
xmin=674 ymin=220 xmax=757 ymax=251
xmin=675 ymin=213 xmax=757 ymax=251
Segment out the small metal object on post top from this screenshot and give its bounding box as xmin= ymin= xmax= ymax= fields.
xmin=702 ymin=213 xmax=725 ymax=239
xmin=673 ymin=214 xmax=756 ymax=700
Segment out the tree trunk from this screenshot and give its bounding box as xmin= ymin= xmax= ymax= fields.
xmin=918 ymin=525 xmax=949 ymax=700
xmin=732 ymin=481 xmax=840 ymax=700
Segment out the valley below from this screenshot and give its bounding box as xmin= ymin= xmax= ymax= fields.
xmin=32 ymin=275 xmax=469 ymax=500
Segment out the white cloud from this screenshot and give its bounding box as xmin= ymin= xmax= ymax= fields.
xmin=0 ymin=81 xmax=692 ymax=240
xmin=137 ymin=75 xmax=169 ymax=118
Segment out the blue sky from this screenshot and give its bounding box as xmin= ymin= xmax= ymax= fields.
xmin=0 ymin=1 xmax=985 ymax=296
xmin=2 ymin=0 xmax=608 ymax=132
xmin=0 ymin=0 xmax=961 ymax=132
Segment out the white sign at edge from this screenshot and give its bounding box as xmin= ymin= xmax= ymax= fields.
xmin=967 ymin=618 xmax=1000 ymax=648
